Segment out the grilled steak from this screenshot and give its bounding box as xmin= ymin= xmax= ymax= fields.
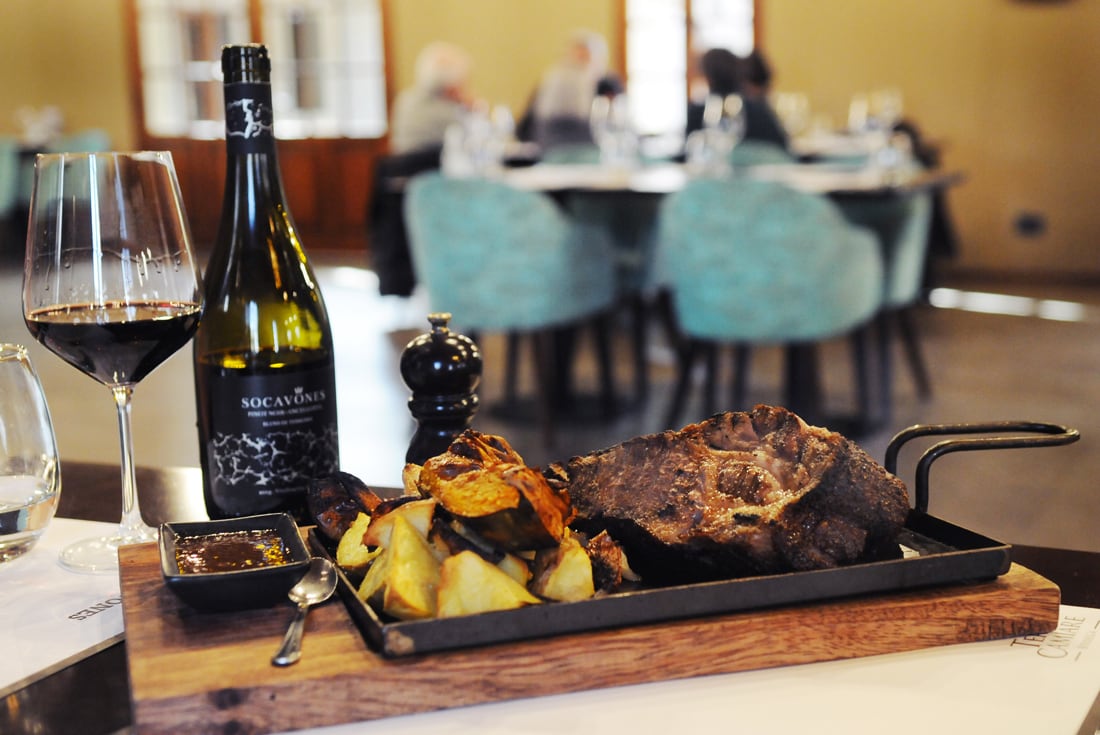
xmin=545 ymin=405 xmax=911 ymax=584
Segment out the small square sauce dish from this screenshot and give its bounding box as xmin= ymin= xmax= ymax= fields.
xmin=159 ymin=513 xmax=311 ymax=612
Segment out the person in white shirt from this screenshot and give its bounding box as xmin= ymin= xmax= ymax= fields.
xmin=390 ymin=42 xmax=473 ymax=155
xmin=527 ymin=30 xmax=617 ymax=151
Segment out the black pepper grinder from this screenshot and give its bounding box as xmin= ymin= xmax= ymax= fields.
xmin=400 ymin=313 xmax=483 ymax=465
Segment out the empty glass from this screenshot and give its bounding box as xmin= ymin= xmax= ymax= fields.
xmin=0 ymin=344 xmax=60 ymax=564
xmin=848 ymin=92 xmax=870 ymax=134
xmin=686 ymin=94 xmax=745 ymax=177
xmin=590 ymin=94 xmax=638 ymax=168
xmin=774 ymin=92 xmax=811 ymax=138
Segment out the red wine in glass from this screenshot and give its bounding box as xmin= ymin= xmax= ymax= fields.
xmin=25 ymin=301 xmax=201 ymax=386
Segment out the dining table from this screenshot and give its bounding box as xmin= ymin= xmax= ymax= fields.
xmin=495 ymin=158 xmax=963 ymax=199
xmin=4 ymin=459 xmax=1100 ymax=735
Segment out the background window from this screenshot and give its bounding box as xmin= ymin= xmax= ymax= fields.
xmin=625 ymin=0 xmax=755 ymax=140
xmin=135 ymin=0 xmax=387 ymax=140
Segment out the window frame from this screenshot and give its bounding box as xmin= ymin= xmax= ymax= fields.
xmin=124 ymin=0 xmax=393 ymax=145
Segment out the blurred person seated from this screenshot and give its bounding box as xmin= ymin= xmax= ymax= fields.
xmin=686 ymin=47 xmax=789 ymax=151
xmin=371 ymin=42 xmax=474 ymax=295
xmin=740 ymin=49 xmax=774 ymax=100
xmin=521 ymin=30 xmax=621 ymax=151
xmin=390 ymin=42 xmax=474 ymax=155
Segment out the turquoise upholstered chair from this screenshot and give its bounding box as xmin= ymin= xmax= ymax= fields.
xmin=837 ymin=189 xmax=935 ymax=426
xmin=18 ymin=129 xmax=112 ymax=210
xmin=657 ymin=177 xmax=884 ymax=428
xmin=0 ymin=137 xmax=19 ymax=221
xmin=404 ymin=172 xmax=619 ymax=445
xmin=48 ymin=129 xmax=111 ymax=154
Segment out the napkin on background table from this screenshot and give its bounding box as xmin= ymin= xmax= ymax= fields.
xmin=0 ymin=517 xmax=124 ymax=697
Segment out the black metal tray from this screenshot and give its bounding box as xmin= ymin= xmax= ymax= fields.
xmin=314 ymin=420 xmax=1078 ymax=658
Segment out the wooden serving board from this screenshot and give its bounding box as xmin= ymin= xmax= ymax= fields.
xmin=120 ymin=541 xmax=1060 ymax=735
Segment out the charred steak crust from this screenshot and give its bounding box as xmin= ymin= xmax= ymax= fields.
xmin=546 ymin=405 xmax=911 ymax=584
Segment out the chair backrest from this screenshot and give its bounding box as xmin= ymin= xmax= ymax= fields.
xmin=836 ymin=190 xmax=934 ymax=308
xmin=46 ymin=129 xmax=111 ymax=153
xmin=0 ymin=137 xmax=19 ymax=218
xmin=403 ymin=172 xmax=617 ymax=332
xmin=17 ymin=129 xmax=114 ymax=208
xmin=730 ymin=140 xmax=797 ymax=168
xmin=657 ymin=177 xmax=883 ymax=343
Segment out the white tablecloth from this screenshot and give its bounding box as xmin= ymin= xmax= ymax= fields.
xmin=276 ymin=605 xmax=1100 ymax=735
xmin=0 ymin=517 xmax=124 ymax=697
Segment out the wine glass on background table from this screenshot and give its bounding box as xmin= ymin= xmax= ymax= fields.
xmin=22 ymin=151 xmax=203 ymax=573
xmin=687 ymin=94 xmax=745 ymax=176
xmin=590 ymin=94 xmax=637 ymax=167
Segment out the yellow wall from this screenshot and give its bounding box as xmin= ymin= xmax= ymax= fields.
xmin=0 ymin=0 xmax=133 ymax=149
xmin=763 ymin=0 xmax=1100 ymax=280
xmin=386 ymin=0 xmax=619 ymax=116
xmin=2 ymin=0 xmax=1096 ymax=280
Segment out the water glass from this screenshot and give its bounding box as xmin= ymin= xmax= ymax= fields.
xmin=0 ymin=344 xmax=60 ymax=563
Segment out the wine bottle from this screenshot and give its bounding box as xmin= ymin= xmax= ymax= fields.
xmin=193 ymin=43 xmax=339 ymax=522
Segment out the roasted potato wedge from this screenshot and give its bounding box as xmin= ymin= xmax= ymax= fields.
xmin=437 ymin=550 xmax=541 ymax=618
xmin=530 ymin=532 xmax=595 ymax=602
xmin=355 ymin=513 xmax=442 ymax=620
xmin=356 ymin=545 xmax=389 ymax=606
xmin=362 ymin=498 xmax=437 ymax=548
xmin=335 ymin=512 xmax=381 ymax=572
xmin=381 ymin=515 xmax=441 ymax=620
xmin=497 ymin=551 xmax=532 ymax=587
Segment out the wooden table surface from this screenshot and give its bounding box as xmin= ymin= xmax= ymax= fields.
xmin=4 ymin=460 xmax=1099 ymax=735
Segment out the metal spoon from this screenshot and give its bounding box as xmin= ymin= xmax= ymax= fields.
xmin=272 ymin=557 xmax=338 ymax=666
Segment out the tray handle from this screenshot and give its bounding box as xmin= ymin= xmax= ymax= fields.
xmin=884 ymin=421 xmax=1080 ymax=513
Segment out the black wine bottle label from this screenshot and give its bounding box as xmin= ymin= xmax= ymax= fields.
xmin=224 ymin=81 xmax=275 ymax=155
xmin=201 ymin=360 xmax=339 ymax=517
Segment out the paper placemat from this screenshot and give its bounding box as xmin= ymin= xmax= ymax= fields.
xmin=0 ymin=517 xmax=125 ymax=697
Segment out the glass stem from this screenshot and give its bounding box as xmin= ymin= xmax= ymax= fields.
xmin=112 ymin=384 xmax=152 ymax=542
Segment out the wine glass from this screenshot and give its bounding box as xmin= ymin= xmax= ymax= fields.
xmin=773 ymin=91 xmax=810 ymax=138
xmin=0 ymin=344 xmax=60 ymax=564
xmin=590 ymin=95 xmax=612 ymax=151
xmin=866 ymin=88 xmax=905 ymax=171
xmin=22 ymin=151 xmax=203 ymax=573
xmin=848 ymin=92 xmax=870 ymax=134
xmin=590 ymin=94 xmax=637 ymax=168
xmin=869 ymin=87 xmax=904 ymax=132
xmin=688 ymin=94 xmax=745 ymax=176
